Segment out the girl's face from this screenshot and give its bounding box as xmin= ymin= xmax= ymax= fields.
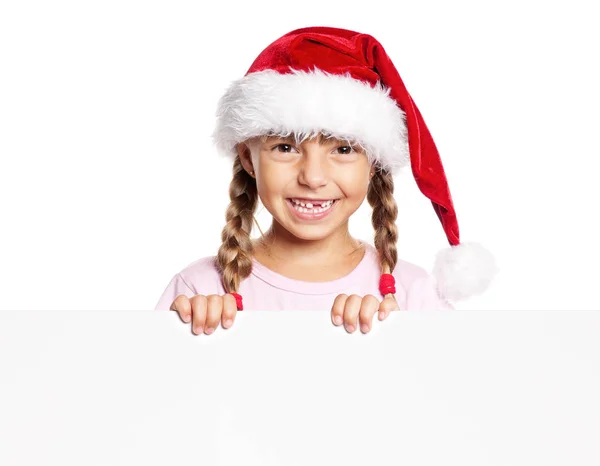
xmin=238 ymin=134 xmax=373 ymax=242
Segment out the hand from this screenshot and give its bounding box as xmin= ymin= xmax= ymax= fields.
xmin=170 ymin=294 xmax=238 ymax=335
xmin=331 ymin=294 xmax=400 ymax=334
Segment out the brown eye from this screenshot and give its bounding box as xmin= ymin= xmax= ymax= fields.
xmin=335 ymin=146 xmax=356 ymax=155
xmin=275 ymin=144 xmax=295 ymax=153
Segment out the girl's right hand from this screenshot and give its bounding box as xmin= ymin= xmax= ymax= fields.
xmin=170 ymin=294 xmax=239 ymax=335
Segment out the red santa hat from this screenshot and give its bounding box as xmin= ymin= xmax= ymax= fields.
xmin=211 ymin=26 xmax=497 ymax=302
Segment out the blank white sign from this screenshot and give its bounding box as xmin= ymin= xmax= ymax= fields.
xmin=1 ymin=310 xmax=599 ymax=466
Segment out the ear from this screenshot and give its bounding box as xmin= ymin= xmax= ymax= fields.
xmin=235 ymin=141 xmax=255 ymax=176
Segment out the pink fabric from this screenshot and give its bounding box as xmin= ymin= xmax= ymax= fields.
xmin=155 ymin=242 xmax=454 ymax=311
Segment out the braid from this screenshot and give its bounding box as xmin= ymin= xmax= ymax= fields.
xmin=367 ymin=169 xmax=399 ymax=275
xmin=215 ymin=156 xmax=258 ymax=294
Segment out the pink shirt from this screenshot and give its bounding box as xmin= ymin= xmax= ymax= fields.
xmin=154 ymin=242 xmax=453 ymax=311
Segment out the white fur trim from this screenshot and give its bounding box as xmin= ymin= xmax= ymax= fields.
xmin=211 ymin=67 xmax=409 ymax=173
xmin=433 ymin=242 xmax=499 ymax=302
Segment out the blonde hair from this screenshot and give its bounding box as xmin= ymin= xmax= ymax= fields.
xmin=215 ymin=155 xmax=258 ymax=294
xmin=215 ymin=134 xmax=399 ymax=294
xmin=367 ymin=168 xmax=399 ymax=275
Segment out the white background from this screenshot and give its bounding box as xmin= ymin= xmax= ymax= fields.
xmin=1 ymin=0 xmax=599 ymax=310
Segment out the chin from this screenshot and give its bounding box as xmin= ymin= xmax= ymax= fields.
xmin=284 ymin=226 xmax=334 ymax=241
xmin=284 ymin=213 xmax=347 ymax=242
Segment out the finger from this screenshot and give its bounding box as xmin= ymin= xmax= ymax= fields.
xmin=221 ymin=294 xmax=238 ymax=329
xmin=378 ymin=295 xmax=400 ymax=320
xmin=171 ymin=295 xmax=192 ymax=323
xmin=343 ymin=295 xmax=363 ymax=333
xmin=331 ymin=294 xmax=348 ymax=326
xmin=205 ymin=295 xmax=223 ymax=335
xmin=190 ymin=295 xmax=208 ymax=335
xmin=358 ymin=294 xmax=380 ymax=333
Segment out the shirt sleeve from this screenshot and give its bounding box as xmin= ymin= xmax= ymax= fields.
xmin=154 ymin=273 xmax=197 ymax=311
xmin=405 ymin=274 xmax=455 ymax=310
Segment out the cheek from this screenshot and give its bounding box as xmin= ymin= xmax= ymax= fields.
xmin=256 ymin=167 xmax=288 ymax=202
xmin=339 ymin=171 xmax=370 ymax=199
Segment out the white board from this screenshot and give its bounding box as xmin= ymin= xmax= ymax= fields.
xmin=1 ymin=310 xmax=599 ymax=466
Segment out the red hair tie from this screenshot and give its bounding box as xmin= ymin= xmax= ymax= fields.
xmin=379 ymin=274 xmax=396 ymax=296
xmin=230 ymin=292 xmax=244 ymax=311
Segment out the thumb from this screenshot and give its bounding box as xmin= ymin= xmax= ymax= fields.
xmin=378 ymin=295 xmax=400 ymax=321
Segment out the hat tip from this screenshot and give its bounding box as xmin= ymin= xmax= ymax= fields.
xmin=433 ymin=241 xmax=498 ymax=302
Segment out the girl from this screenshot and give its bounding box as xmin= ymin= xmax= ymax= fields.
xmin=155 ymin=26 xmax=497 ymax=335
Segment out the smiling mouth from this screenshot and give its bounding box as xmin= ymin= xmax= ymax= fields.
xmin=286 ymin=198 xmax=339 ymax=214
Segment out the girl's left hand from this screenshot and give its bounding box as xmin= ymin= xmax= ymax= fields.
xmin=331 ymin=294 xmax=400 ymax=334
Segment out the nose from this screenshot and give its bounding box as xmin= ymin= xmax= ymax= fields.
xmin=297 ymin=154 xmax=329 ymax=189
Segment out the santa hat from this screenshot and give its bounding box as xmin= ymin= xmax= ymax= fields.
xmin=211 ymin=26 xmax=497 ymax=302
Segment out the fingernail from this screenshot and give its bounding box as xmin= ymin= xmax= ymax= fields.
xmin=205 ymin=327 xmax=214 ymax=335
xmin=360 ymin=324 xmax=369 ymax=333
xmin=333 ymin=316 xmax=342 ymax=325
xmin=378 ymin=312 xmax=384 ymax=321
xmin=346 ymin=325 xmax=355 ymax=333
xmin=194 ymin=326 xmax=203 ymax=334
xmin=224 ymin=319 xmax=233 ymax=328
xmin=184 ymin=315 xmax=191 ymax=323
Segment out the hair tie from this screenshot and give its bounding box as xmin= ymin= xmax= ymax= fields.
xmin=230 ymin=292 xmax=244 ymax=311
xmin=379 ymin=274 xmax=396 ymax=296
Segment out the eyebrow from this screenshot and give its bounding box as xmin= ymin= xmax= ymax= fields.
xmin=264 ymin=134 xmax=352 ymax=145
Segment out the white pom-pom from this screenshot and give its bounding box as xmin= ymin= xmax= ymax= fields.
xmin=433 ymin=242 xmax=499 ymax=302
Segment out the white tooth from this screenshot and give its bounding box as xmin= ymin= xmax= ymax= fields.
xmin=292 ymin=201 xmax=336 ymax=214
